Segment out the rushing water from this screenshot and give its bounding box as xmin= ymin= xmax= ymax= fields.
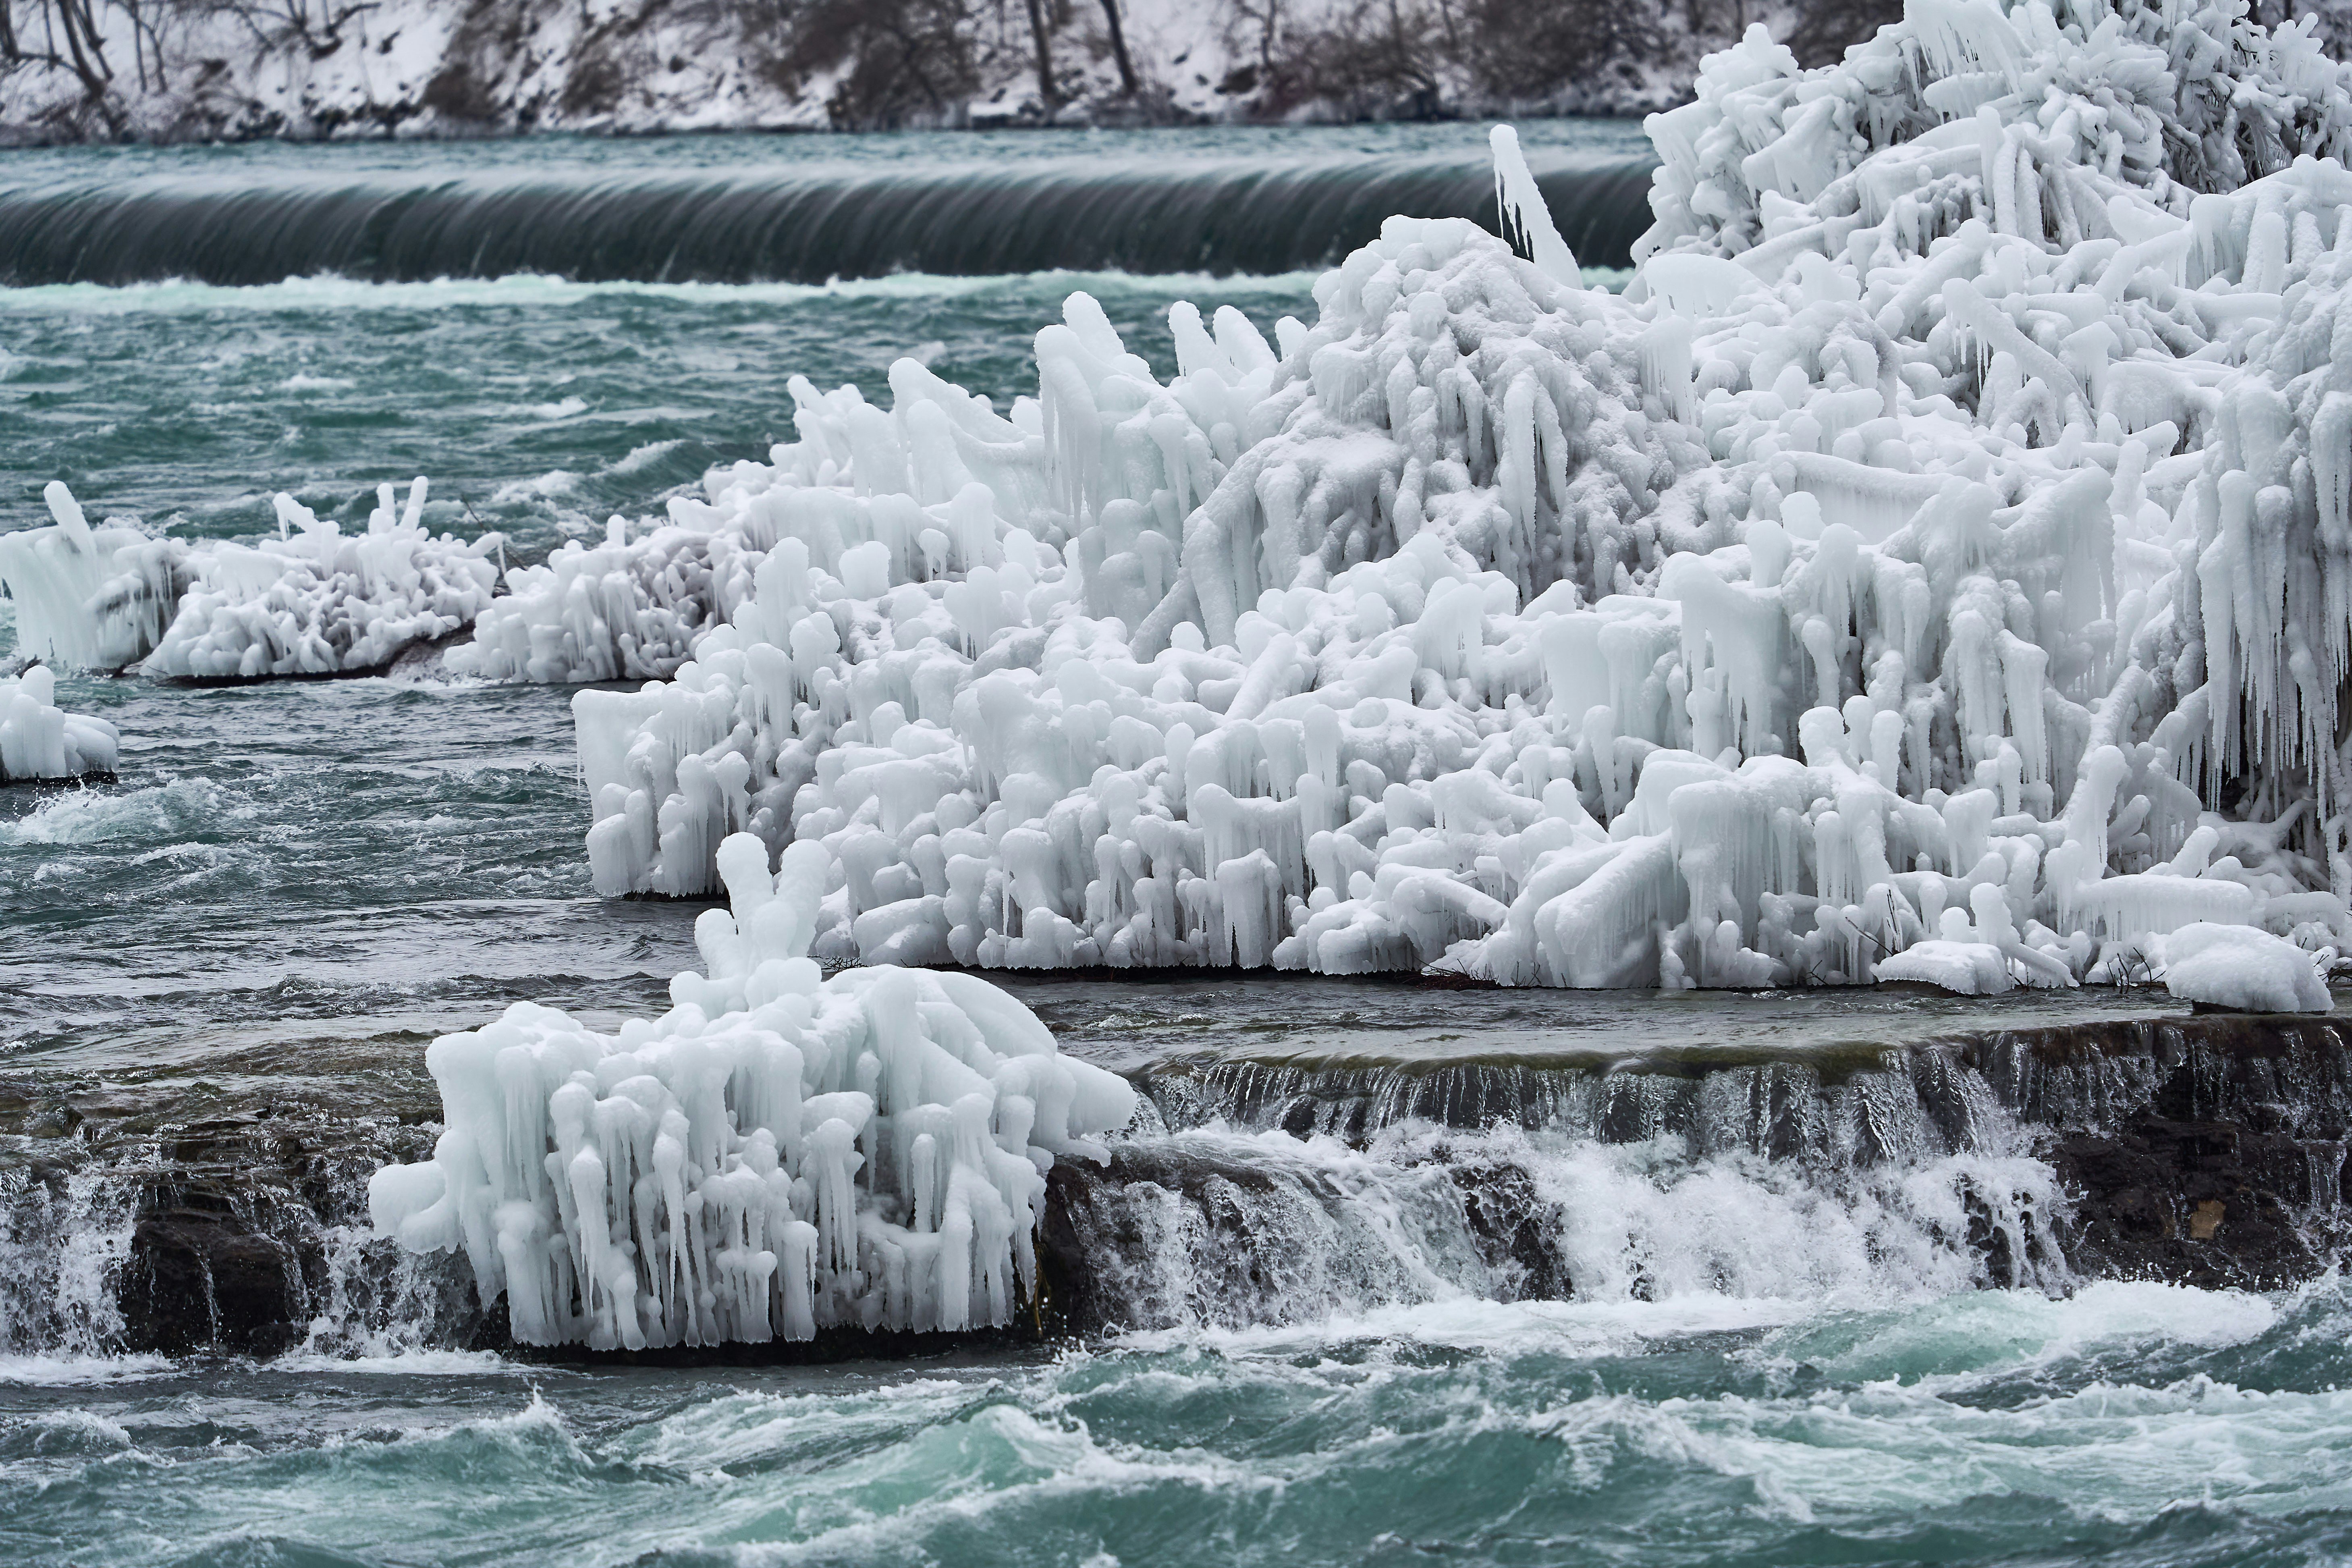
xmin=0 ymin=122 xmax=1657 ymax=287
xmin=2 ymin=124 xmax=2346 ymax=1567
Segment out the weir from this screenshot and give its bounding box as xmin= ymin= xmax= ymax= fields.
xmin=0 ymin=152 xmax=1659 ymax=287
xmin=5 ymin=1007 xmax=2343 ymax=1358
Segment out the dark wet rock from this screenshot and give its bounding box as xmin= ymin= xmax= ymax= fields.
xmin=123 ymin=1200 xmax=308 ymax=1356
xmin=1039 ymin=1142 xmax=1303 ymax=1336
xmin=1039 ymin=1136 xmax=1571 ymax=1335
xmin=1446 ymin=1157 xmax=1574 ymax=1302
xmin=2041 ymin=1121 xmax=2326 ymax=1290
xmin=1942 ymin=1015 xmax=2352 ymax=1289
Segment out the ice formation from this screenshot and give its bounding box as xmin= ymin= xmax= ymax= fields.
xmin=0 ymin=481 xmax=501 ymax=679
xmin=2159 ymin=921 xmax=2335 ymax=1011
xmin=444 ymin=513 xmax=750 ymax=684
xmin=0 ymin=665 xmax=118 ymax=783
xmin=367 ymin=830 xmax=1136 ymax=1348
xmin=11 ymin=0 xmax=2351 ymax=995
xmin=0 ymin=484 xmax=186 ymax=671
xmin=551 ymin=0 xmax=2352 ymax=993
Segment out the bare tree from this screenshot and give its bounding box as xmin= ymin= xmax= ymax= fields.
xmin=1098 ymin=0 xmax=1134 ymax=95
xmin=1021 ymin=0 xmax=1054 ymax=108
xmin=5 ymin=0 xmax=118 ymax=98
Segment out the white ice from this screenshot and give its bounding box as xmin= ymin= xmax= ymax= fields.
xmin=0 ymin=664 xmax=117 ymax=783
xmin=0 ymin=480 xmax=502 ymax=679
xmin=2159 ymin=920 xmax=2334 ymax=1012
xmin=33 ymin=0 xmax=2352 ymax=997
xmin=544 ymin=0 xmax=2352 ymax=995
xmin=367 ymin=829 xmax=1136 ymax=1349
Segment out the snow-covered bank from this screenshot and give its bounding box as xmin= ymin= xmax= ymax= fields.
xmin=552 ymin=0 xmax=2352 ymax=997
xmin=0 ymin=0 xmax=1795 ymax=143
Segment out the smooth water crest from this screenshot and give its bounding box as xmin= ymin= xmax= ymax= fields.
xmin=1 ymin=122 xmax=2341 ymax=1568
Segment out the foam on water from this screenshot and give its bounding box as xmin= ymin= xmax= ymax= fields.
xmin=0 ymin=777 xmax=238 ymax=847
xmin=0 ymin=1357 xmax=173 ymax=1388
xmin=0 ymin=269 xmax=1330 ymax=318
xmin=8 ymin=1282 xmax=2342 ymax=1568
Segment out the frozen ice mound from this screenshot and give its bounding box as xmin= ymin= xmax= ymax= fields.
xmin=0 ymin=480 xmax=501 ymax=679
xmin=0 ymin=664 xmax=117 ymax=783
xmin=442 ymin=512 xmax=741 ymax=684
xmin=142 ymin=484 xmax=502 ymax=679
xmin=2161 ymin=922 xmax=2334 ymax=1012
xmin=0 ymin=482 xmax=187 ymax=671
xmin=563 ymin=0 xmax=2352 ymax=989
xmin=367 ymin=830 xmax=1136 ymax=1349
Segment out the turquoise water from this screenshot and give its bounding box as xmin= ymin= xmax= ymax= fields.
xmin=0 ymin=270 xmax=1316 ymax=553
xmin=8 ymin=1285 xmax=2352 ymax=1566
xmin=1 ymin=126 xmax=2343 ymax=1567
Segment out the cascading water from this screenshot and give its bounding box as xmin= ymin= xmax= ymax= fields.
xmin=0 ymin=141 xmax=1659 ymax=288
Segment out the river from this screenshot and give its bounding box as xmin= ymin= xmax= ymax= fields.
xmin=5 ymin=122 xmax=2350 ymax=1568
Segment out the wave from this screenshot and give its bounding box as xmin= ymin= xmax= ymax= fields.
xmin=0 ymin=152 xmax=1658 ymax=289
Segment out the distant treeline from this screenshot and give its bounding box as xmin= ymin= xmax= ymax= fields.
xmin=3 ymin=0 xmax=2348 ymax=142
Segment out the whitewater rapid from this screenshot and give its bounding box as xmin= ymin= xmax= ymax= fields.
xmin=4 ymin=1281 xmax=2350 ymax=1566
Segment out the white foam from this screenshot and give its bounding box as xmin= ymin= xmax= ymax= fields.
xmin=0 ymin=1355 xmax=173 ymax=1387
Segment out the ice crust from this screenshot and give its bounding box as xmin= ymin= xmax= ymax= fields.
xmin=0 ymin=665 xmax=117 ymax=783
xmin=2159 ymin=920 xmax=2334 ymax=1011
xmin=0 ymin=480 xmax=501 ymax=679
xmin=367 ymin=830 xmax=1137 ymax=1349
xmin=554 ymin=0 xmax=2352 ymax=993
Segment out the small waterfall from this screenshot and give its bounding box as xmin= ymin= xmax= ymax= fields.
xmin=2 ymin=1013 xmax=2346 ymax=1358
xmin=0 ymin=1162 xmax=137 ymax=1359
xmin=1044 ymin=1081 xmax=2069 ymax=1334
xmin=0 ymin=154 xmax=1659 ymax=287
xmin=0 ymin=1113 xmax=490 ymax=1363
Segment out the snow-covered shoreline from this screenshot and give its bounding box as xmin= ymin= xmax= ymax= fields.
xmin=0 ymin=0 xmax=1788 ymax=145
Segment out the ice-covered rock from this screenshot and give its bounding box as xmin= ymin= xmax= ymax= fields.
xmin=0 ymin=665 xmax=118 ymax=783
xmin=367 ymin=829 xmax=1136 ymax=1349
xmin=2161 ymin=921 xmax=2334 ymax=1013
xmin=143 ymin=484 xmax=502 ymax=679
xmin=445 ymin=511 xmax=761 ymax=684
xmin=0 ymin=482 xmax=186 ymax=671
xmin=556 ymin=0 xmax=2352 ymax=988
xmin=0 ymin=480 xmax=502 ymax=680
